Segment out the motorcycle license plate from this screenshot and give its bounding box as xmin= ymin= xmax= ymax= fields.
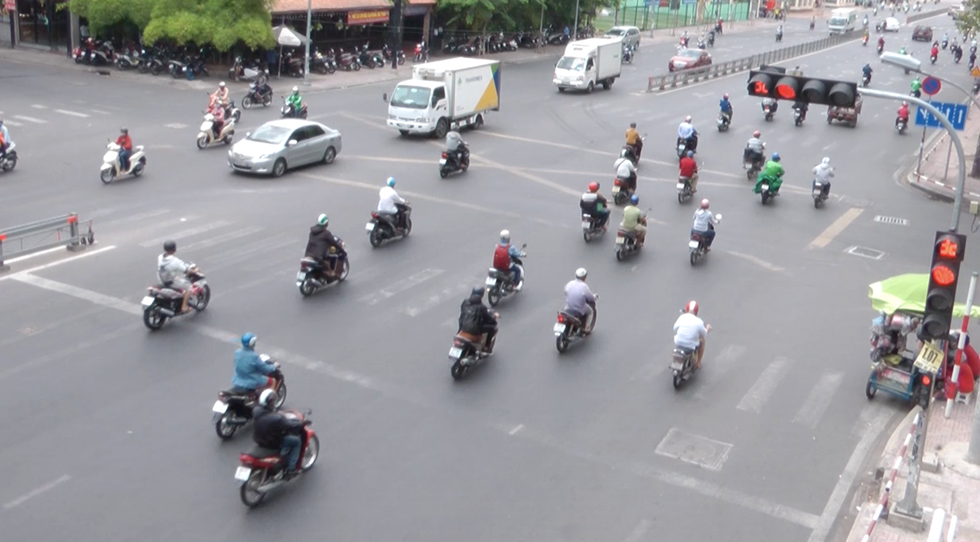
xmin=612 ymin=186 xmax=620 ymax=193
xmin=670 ymin=360 xmax=685 ymax=370
xmin=689 ymin=240 xmax=700 ymax=249
xmin=581 ymin=221 xmax=591 ymax=228
xmin=365 ymin=222 xmax=375 ymax=231
xmin=141 ymin=296 xmax=155 ymax=307
xmin=485 ymin=277 xmax=497 ymax=287
xmin=234 ymin=466 xmax=252 ymax=481
xmin=813 ymin=189 xmax=822 ymax=197
xmin=615 ymin=237 xmax=625 ymax=245
xmin=553 ymin=323 xmax=566 ymax=333
xmin=761 ymin=184 xmax=769 ymax=191
xmin=212 ymin=400 xmax=228 ymax=413
xmin=676 ymin=182 xmax=685 ymax=190
xmin=448 ymin=347 xmax=463 ymax=358
xmin=439 ymin=159 xmax=447 ymax=166
xmin=296 ymin=272 xmax=305 ymax=281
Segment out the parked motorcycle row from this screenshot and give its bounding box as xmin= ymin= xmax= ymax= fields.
xmin=73 ymin=41 xmax=214 ymax=80
xmin=442 ymin=25 xmax=596 ymax=55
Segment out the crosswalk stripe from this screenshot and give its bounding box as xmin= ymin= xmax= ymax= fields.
xmin=3 ymin=120 xmax=24 ymax=127
xmin=93 ymin=209 xmax=171 ymax=226
xmin=693 ymin=345 xmax=747 ymax=400
xmin=401 ymin=276 xmax=478 ymax=317
xmin=737 ymin=357 xmax=792 ymax=413
xmin=793 ymin=372 xmax=843 ymax=428
xmin=30 ymin=104 xmax=47 ymax=109
xmin=179 ymin=226 xmax=265 ymax=251
xmin=13 ymin=115 xmax=47 ymax=124
xmin=55 ymin=109 xmax=90 ymax=118
xmin=138 ymin=221 xmax=232 ymax=248
xmin=360 ymin=268 xmax=445 ymax=305
xmin=102 ymin=216 xmax=197 ymax=241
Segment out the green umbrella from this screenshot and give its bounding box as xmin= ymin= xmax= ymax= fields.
xmin=868 ymin=273 xmax=980 ymax=318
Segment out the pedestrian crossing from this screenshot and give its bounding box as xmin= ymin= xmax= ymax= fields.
xmin=0 ymin=103 xmax=108 ymax=127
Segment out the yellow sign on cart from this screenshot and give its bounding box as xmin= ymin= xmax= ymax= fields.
xmin=972 ymin=66 xmax=980 ymax=78
xmin=914 ymin=341 xmax=944 ymax=374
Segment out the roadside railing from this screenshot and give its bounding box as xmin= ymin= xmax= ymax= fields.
xmin=862 ymin=408 xmax=923 ymax=542
xmin=0 ymin=213 xmax=95 ymax=271
xmin=648 ymin=33 xmax=862 ymax=92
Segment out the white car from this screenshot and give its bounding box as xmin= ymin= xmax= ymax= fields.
xmin=884 ymin=17 xmax=901 ymax=31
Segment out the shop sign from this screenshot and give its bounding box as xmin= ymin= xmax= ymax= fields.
xmin=4 ymin=0 xmax=16 ymax=11
xmin=348 ymin=9 xmax=390 ymax=25
xmin=403 ymin=5 xmax=428 ymax=16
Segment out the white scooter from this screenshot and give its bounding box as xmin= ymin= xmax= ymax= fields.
xmin=197 ymin=113 xmax=236 ymax=150
xmin=101 ymin=141 xmax=146 ymax=184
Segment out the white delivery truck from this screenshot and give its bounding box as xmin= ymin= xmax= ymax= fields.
xmin=385 ymin=57 xmax=500 ymax=138
xmin=553 ymin=37 xmax=622 ymax=93
xmin=827 ymin=8 xmax=857 ymax=35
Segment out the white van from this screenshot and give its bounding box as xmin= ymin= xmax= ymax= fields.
xmin=828 ymin=8 xmax=857 ymax=34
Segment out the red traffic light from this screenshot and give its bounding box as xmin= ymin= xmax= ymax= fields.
xmin=775 ymin=78 xmax=798 ymax=99
xmin=932 ymin=264 xmax=957 ymax=286
xmin=751 ymin=80 xmax=770 ymax=95
xmin=938 ymin=236 xmax=961 ymax=260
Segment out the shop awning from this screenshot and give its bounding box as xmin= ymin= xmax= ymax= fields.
xmin=272 ymin=0 xmax=392 ymax=15
xmin=406 ymin=0 xmax=437 ymax=4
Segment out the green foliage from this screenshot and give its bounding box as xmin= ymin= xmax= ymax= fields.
xmin=956 ymin=1 xmax=980 ymax=36
xmin=69 ymin=0 xmax=156 ymax=35
xmin=436 ymin=0 xmax=614 ymax=32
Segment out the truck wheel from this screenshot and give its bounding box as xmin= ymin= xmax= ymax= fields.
xmin=558 ymin=87 xmax=566 ymax=93
xmin=434 ymin=118 xmax=449 ymax=139
xmin=586 ymin=81 xmax=594 ymax=94
xmin=602 ymin=79 xmax=613 ymax=90
xmin=474 ymin=114 xmax=484 ymax=129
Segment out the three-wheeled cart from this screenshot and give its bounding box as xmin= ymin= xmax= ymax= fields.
xmin=865 ymin=311 xmax=940 ymax=407
xmin=827 ymin=96 xmax=863 ymax=127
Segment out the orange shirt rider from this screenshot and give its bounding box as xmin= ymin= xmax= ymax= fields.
xmin=115 ymin=129 xmax=133 ymax=170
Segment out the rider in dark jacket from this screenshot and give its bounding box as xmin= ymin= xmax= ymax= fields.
xmin=304 ymin=213 xmax=345 ymax=278
xmin=252 ymin=390 xmax=304 ymax=476
xmin=458 ymin=287 xmax=498 ymax=353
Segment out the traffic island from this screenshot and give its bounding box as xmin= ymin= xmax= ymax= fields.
xmin=907 ymin=101 xmax=980 ymax=204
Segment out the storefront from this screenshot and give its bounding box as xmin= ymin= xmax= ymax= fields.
xmin=271 ymin=0 xmax=436 ymax=53
xmin=403 ymin=0 xmax=435 ymax=47
xmin=4 ymin=0 xmax=72 ymax=52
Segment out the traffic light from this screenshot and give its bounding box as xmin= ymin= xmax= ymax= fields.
xmin=922 ymin=230 xmax=968 ymax=340
xmin=746 ymin=70 xmax=858 ymax=107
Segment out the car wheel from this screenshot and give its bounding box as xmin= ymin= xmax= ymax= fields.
xmin=272 ymin=159 xmax=287 ymax=177
xmin=322 ymin=146 xmax=336 ymax=164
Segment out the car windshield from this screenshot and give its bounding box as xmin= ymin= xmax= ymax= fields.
xmin=606 ymin=29 xmax=625 ymax=36
xmin=828 ymin=17 xmax=847 ymax=25
xmin=389 ymin=85 xmax=431 ymax=109
xmin=915 ymin=26 xmax=929 ymax=32
xmin=679 ymin=49 xmax=701 ymax=58
xmin=557 ymin=56 xmax=586 ymax=70
xmin=247 ymin=125 xmax=291 ymax=144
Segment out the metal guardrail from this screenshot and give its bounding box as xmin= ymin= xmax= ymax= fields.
xmin=0 ymin=213 xmax=95 ymax=271
xmin=648 ymin=33 xmax=863 ymax=92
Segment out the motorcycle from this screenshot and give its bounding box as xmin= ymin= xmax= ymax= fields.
xmin=896 ymin=117 xmax=908 ymax=134
xmin=554 ymin=300 xmax=597 ymax=353
xmin=943 ymin=39 xmax=949 ymax=49
xmin=911 ymin=88 xmax=922 ymax=98
xmin=230 ymin=56 xmax=268 ymax=82
xmin=366 ymin=203 xmax=412 ymax=248
xmin=582 ymin=213 xmax=605 ymax=242
xmin=759 ymin=179 xmax=780 ymax=204
xmin=413 ymin=42 xmax=430 ymax=63
xmin=168 ymin=58 xmax=188 ymax=79
xmin=197 ymin=112 xmax=236 ymax=149
xmin=100 ymin=141 xmax=146 ymax=184
xmin=0 ymin=142 xmax=18 ymax=173
xmin=862 ymin=74 xmax=870 ymax=88
xmin=812 ymin=179 xmax=829 ymax=208
xmin=485 ymin=244 xmax=526 ymax=307
xmin=743 ymin=149 xmax=765 ymax=180
xmin=862 ymin=36 xmax=869 ymax=46
xmin=212 ymin=356 xmax=286 ymax=439
xmin=877 ymin=43 xmax=884 ymax=54
xmin=622 ymin=135 xmax=644 ymax=166
xmin=671 ymin=344 xmax=701 ymax=388
xmin=280 ymin=96 xmax=308 ymax=119
xmin=439 ymin=146 xmax=470 ymax=178
xmin=612 ymin=176 xmax=635 ymax=205
xmin=186 ymin=55 xmax=209 ymax=79
xmin=689 ymin=219 xmax=719 ymax=265
xmin=776 ymin=31 xmax=783 ymax=42
xmin=357 ymin=43 xmax=382 ymax=68
xmin=931 ymin=53 xmax=938 ymax=64
xmin=448 ymin=322 xmax=498 ymax=380
xmin=335 ymin=48 xmax=361 ymax=71
xmin=622 ymin=44 xmax=634 ymax=64
xmin=114 ymin=48 xmax=138 ymax=70
xmin=676 ymin=136 xmax=694 ymax=158
xmin=793 ymin=105 xmax=805 ymax=125
xmin=762 ymin=102 xmax=775 ymax=121
xmin=140 ymin=265 xmax=209 ymax=330
xmin=382 ymin=44 xmax=406 ymax=66
xmin=297 ymin=251 xmax=350 ymax=297
xmin=242 ymin=81 xmax=273 ymax=109
xmin=310 ymin=50 xmax=337 ymax=75
xmin=615 ymin=220 xmax=645 ymax=261
xmin=707 ymin=32 xmax=715 ymax=47
xmin=697 ymin=39 xmax=706 ymax=50
xmin=717 ymin=112 xmax=730 ymax=132
xmin=235 ymin=408 xmax=319 ymax=507
xmin=677 ymin=175 xmax=695 ymax=204
xmin=955 ymin=49 xmax=962 ymax=63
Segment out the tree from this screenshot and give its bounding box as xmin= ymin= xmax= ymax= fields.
xmin=957 ymin=1 xmax=980 ymax=177
xmin=68 ymin=0 xmax=157 ymax=35
xmin=438 ymin=0 xmax=530 ymax=35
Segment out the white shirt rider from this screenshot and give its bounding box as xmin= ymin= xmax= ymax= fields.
xmin=378 ymin=185 xmax=405 ymax=214
xmin=677 ymin=121 xmax=695 ymax=140
xmin=813 ymin=160 xmax=835 ymax=183
xmin=673 ymin=312 xmax=707 ymax=350
xmin=614 ymin=157 xmax=636 ymax=179
xmin=746 ymin=137 xmax=764 ymax=154
xmin=157 ymin=253 xmax=190 ymax=285
xmin=692 ymin=208 xmax=718 ymax=233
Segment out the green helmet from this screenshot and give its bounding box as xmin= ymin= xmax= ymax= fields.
xmin=317 ymin=213 xmax=328 ymax=226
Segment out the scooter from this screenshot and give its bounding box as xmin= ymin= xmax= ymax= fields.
xmin=229 ymin=56 xmax=268 ymax=82
xmin=793 ymin=105 xmax=805 ymax=126
xmin=241 ymin=81 xmax=273 ymax=109
xmin=101 ymin=141 xmax=146 ymax=184
xmin=622 ymin=44 xmax=634 ymax=64
xmin=763 ymin=102 xmax=775 ymax=121
xmin=759 ymin=179 xmax=780 ymax=204
xmin=366 ymin=203 xmax=412 ymax=248
xmin=896 ymin=117 xmax=908 ymax=134
xmin=862 ymin=74 xmax=871 ymax=88
xmin=812 ymin=179 xmax=829 ymax=208
xmin=612 ymin=175 xmax=635 ymax=205
xmin=212 ymin=357 xmax=286 ymax=439
xmin=582 ymin=213 xmax=605 ymax=242
xmin=197 ymin=113 xmax=236 ymax=150
xmin=743 ymin=148 xmax=765 ymax=180
xmin=439 ymin=147 xmax=470 ymax=178
xmin=689 ymin=219 xmax=720 ymax=266
xmin=716 ymin=112 xmax=730 ymax=132
xmin=485 ymin=244 xmax=526 ymax=307
xmin=862 ymin=36 xmax=869 ymax=46
xmin=623 ymin=134 xmax=645 ymax=165
xmin=297 ymin=252 xmax=350 ymax=297
xmin=280 ymin=96 xmax=308 ymax=119
xmin=877 ymin=43 xmax=884 ymax=54
xmin=114 ymin=48 xmax=138 ymax=70
xmin=140 ymin=265 xmax=209 ymax=330
xmin=677 ymin=175 xmax=695 ymax=204
xmin=554 ymin=300 xmax=597 ymax=353
xmin=943 ymin=39 xmax=949 ymax=49
xmin=931 ymin=53 xmax=938 ymax=64
xmin=615 ymin=219 xmax=645 ymax=261
xmin=671 ymin=344 xmax=701 ymax=388
xmin=776 ymin=31 xmax=783 ymax=42
xmin=0 ymin=142 xmax=18 ymax=173
xmin=449 ymin=324 xmax=498 ymax=380
xmin=235 ymin=409 xmax=319 ymax=507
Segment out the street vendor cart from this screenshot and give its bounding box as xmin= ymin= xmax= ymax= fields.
xmin=827 ymin=96 xmax=863 ymax=127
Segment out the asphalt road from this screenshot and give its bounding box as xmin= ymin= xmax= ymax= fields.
xmin=0 ymin=9 xmax=974 ymax=542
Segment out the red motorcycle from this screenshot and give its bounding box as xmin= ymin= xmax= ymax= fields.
xmin=235 ymin=409 xmax=320 ymax=507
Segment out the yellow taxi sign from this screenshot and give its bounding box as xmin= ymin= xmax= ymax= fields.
xmin=914 ymin=340 xmax=944 ymax=374
xmin=971 ymin=66 xmax=980 ymax=77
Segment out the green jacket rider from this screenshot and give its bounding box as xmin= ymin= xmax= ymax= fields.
xmin=754 ymin=152 xmax=785 ymax=193
xmin=287 ymin=86 xmax=303 ymax=110
xmin=910 ymin=78 xmax=922 ymax=93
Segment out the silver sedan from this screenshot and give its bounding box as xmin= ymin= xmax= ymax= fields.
xmin=228 ymin=118 xmax=341 ymax=177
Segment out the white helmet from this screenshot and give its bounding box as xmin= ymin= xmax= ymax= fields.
xmin=575 ymin=267 xmax=587 ymax=279
xmin=259 ymin=389 xmax=277 ymax=407
xmin=821 ymin=157 xmax=830 ymax=166
xmin=500 ymin=230 xmax=510 ymax=242
xmin=219 ymin=81 xmax=226 ymax=88
xmin=292 ymin=86 xmax=299 ymax=92
xmin=685 ymin=115 xmax=692 ymax=123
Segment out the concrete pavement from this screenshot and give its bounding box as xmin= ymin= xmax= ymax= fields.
xmin=0 ymin=9 xmax=974 ymax=542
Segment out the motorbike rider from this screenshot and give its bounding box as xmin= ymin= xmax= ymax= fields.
xmin=754 ymin=152 xmax=785 ymax=194
xmin=232 ymin=333 xmax=279 ymax=395
xmin=679 ymin=150 xmax=699 ymax=193
xmin=621 ymin=194 xmax=647 ymax=247
xmin=792 ymin=100 xmax=808 ymax=121
xmin=762 ymin=96 xmax=778 ymax=116
xmin=719 ymin=93 xmax=733 ymax=125
xmin=971 ymin=49 xmax=978 ymax=69
xmin=680 ymin=30 xmax=689 ymax=47
xmin=812 ymin=156 xmax=835 ymax=198
xmin=862 ymin=63 xmax=873 ymax=84
xmin=252 ymin=389 xmax=303 ymax=478
xmin=625 ymin=122 xmax=642 ymax=161
xmin=458 ymin=287 xmax=498 ymax=354
xmin=897 ymin=101 xmax=911 ymax=127
xmin=911 ymin=76 xmax=922 ymax=98
xmin=878 ymin=36 xmax=885 ymax=50
xmin=943 ymin=32 xmax=949 ymax=46
xmin=716 ymin=17 xmax=723 ymax=34
xmin=744 ymin=130 xmax=765 ymax=165
xmin=674 ymin=301 xmax=710 ymax=371
xmin=493 ymin=230 xmax=523 ymax=291
xmin=614 ymin=152 xmax=638 ymax=194
xmin=677 ymin=115 xmax=698 ymax=153
xmin=931 ymin=42 xmax=940 ymax=60
xmin=0 ymin=119 xmax=10 ymax=162
xmin=580 ymin=182 xmax=610 ymax=230
xmin=209 ymin=100 xmax=226 ymax=139
xmin=862 ymin=29 xmax=869 ymax=45
xmin=304 ymin=213 xmax=345 ymax=279
xmin=378 ymin=177 xmax=408 ymax=231
xmin=565 ymin=268 xmax=597 ymax=334
xmin=446 ymin=130 xmax=469 ymax=167
xmin=116 ymin=127 xmax=132 ymax=171
xmin=692 ymin=199 xmax=718 ymax=250
xmin=809 ymin=15 xmax=815 ymax=30
xmin=954 ymin=43 xmax=964 ymax=62
xmin=156 ymin=240 xmax=193 ymax=314
xmin=708 ymin=28 xmax=716 ymax=45
xmin=210 ymin=81 xmax=231 ymax=116
xmin=286 ymin=86 xmax=303 ymax=116
xmin=776 ymin=25 xmax=783 ymax=40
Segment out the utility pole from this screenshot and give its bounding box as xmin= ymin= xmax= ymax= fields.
xmin=391 ymin=0 xmax=402 ymax=70
xmin=303 ymin=0 xmax=312 ymax=86
xmin=573 ymin=0 xmax=580 ymax=41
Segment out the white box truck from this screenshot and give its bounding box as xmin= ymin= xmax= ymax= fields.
xmin=827 ymin=8 xmax=857 ymax=35
xmin=553 ymin=37 xmax=622 ymax=93
xmin=385 ymin=57 xmax=500 ymax=138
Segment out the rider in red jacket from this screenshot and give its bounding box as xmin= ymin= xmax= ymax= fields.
xmin=115 ymin=128 xmax=132 ymax=170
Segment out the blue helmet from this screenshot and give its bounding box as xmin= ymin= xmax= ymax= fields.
xmin=386 ymin=177 xmax=396 ymax=187
xmin=241 ymin=333 xmax=257 ymax=349
xmin=686 ymin=150 xmax=694 ymax=158
xmin=630 ymin=194 xmax=639 ymax=205
xmin=771 ymin=152 xmax=781 ymax=162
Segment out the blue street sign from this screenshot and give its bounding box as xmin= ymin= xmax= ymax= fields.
xmin=914 ymin=101 xmax=968 ymax=131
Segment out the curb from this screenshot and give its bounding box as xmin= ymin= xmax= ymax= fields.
xmin=907 ymin=170 xmax=960 ymax=202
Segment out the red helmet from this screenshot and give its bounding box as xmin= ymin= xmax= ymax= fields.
xmin=684 ymin=300 xmax=699 ymax=315
xmin=588 ymin=182 xmax=599 ymax=193
xmin=753 ymin=130 xmax=761 ymax=138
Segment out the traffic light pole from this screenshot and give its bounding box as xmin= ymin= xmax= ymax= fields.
xmin=859 ymin=88 xmax=968 ymax=233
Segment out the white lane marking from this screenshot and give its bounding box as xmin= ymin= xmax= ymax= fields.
xmin=11 ymin=274 xmax=141 ymax=315
xmin=3 ymin=120 xmax=24 ymax=127
xmin=360 ymin=268 xmax=445 ymax=305
xmin=100 ymin=216 xmax=195 ymax=241
xmin=138 ymin=221 xmax=232 ymax=248
xmin=91 ymin=109 xmax=111 ymax=115
xmin=14 ymin=115 xmax=47 ymax=124
xmin=3 ymin=246 xmax=66 ymax=264
xmin=206 ymin=234 xmax=295 ymax=271
xmin=179 ymin=226 xmax=265 ymax=251
xmin=509 ymin=424 xmax=524 ymax=435
xmin=809 ymin=208 xmax=864 ymax=249
xmin=92 ymin=209 xmax=171 ymax=226
xmin=726 ymin=251 xmax=786 ymax=272
xmin=30 ymin=104 xmax=47 ymax=110
xmin=693 ymin=344 xmax=747 ymax=400
xmin=343 ymin=155 xmax=432 ymax=165
xmin=623 ymin=519 xmax=653 ymax=542
xmin=54 ymin=109 xmax=90 ymax=118
xmin=402 ymin=276 xmax=476 ymax=317
xmin=793 ymin=372 xmax=843 ymax=429
xmin=3 ymin=475 xmax=71 ymax=510
xmin=737 ymin=357 xmax=791 ymax=413
xmin=806 ymin=407 xmax=893 ymax=542
xmin=0 ymin=246 xmax=117 ymax=282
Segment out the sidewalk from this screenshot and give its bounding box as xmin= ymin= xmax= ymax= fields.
xmin=909 ymin=105 xmax=980 ymax=203
xmin=0 ymin=18 xmax=771 ymax=95
xmin=844 ymin=400 xmax=980 ymax=542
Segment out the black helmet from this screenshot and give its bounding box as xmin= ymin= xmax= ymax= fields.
xmin=163 ymin=240 xmax=177 ymax=253
xmin=471 ymin=286 xmax=485 ymax=298
xmin=120 ymin=127 xmax=128 ymax=134
xmin=630 ymin=122 xmax=637 ymax=128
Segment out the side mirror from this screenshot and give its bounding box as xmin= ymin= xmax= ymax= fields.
xmin=245 ymin=132 xmax=251 ymax=137
xmin=521 ymin=243 xmax=527 ymax=249
xmin=715 ymin=214 xmax=723 ymax=222
xmin=287 ymin=139 xmax=298 ymax=146
xmin=382 ymin=92 xmax=388 ymax=102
